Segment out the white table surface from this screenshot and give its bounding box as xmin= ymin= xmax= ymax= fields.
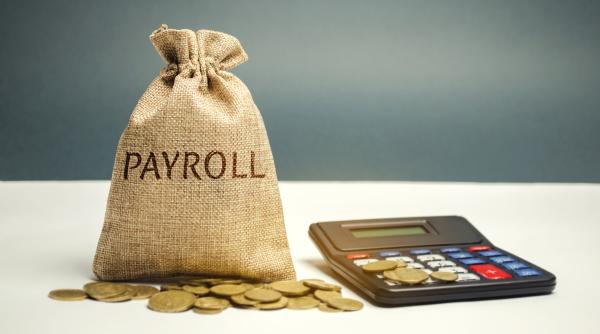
xmin=1 ymin=181 xmax=598 ymax=334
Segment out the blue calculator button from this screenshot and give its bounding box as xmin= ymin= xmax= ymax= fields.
xmin=503 ymin=262 xmax=529 ymax=270
xmin=478 ymin=250 xmax=503 ymax=257
xmin=515 ymin=268 xmax=541 ymax=277
xmin=449 ymin=252 xmax=473 ymax=259
xmin=459 ymin=258 xmax=486 ymax=265
xmin=490 ymin=256 xmax=515 ymax=264
xmin=410 ymin=249 xmax=431 ymax=255
xmin=440 ymin=247 xmax=461 ymax=253
xmin=379 ymin=251 xmax=401 ymax=257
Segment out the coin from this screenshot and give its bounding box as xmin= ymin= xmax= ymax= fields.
xmin=131 ymin=285 xmax=160 ymax=300
xmin=431 ymin=271 xmax=458 ymax=282
xmin=318 ymin=303 xmax=343 ymax=313
xmin=383 ymin=268 xmax=429 ymax=285
xmin=194 ymin=297 xmax=230 ymax=310
xmin=244 ymin=288 xmax=282 ymax=302
xmin=287 ymin=296 xmax=320 ymax=310
xmin=182 ymin=285 xmax=210 ymax=296
xmin=48 ymin=289 xmax=87 ymax=301
xmin=84 ymin=282 xmax=128 ymax=300
xmin=313 ymin=289 xmax=342 ymax=303
xmin=270 ymin=280 xmax=311 ymax=296
xmin=362 ymin=260 xmax=398 ymax=273
xmin=326 ymin=297 xmax=363 ymax=311
xmin=213 ymin=279 xmax=244 ymax=285
xmin=301 ymin=279 xmax=340 ymax=291
xmin=193 ymin=308 xmax=223 ymax=314
xmin=210 ymin=284 xmax=247 ymax=297
xmin=255 ymin=296 xmax=288 ymax=310
xmin=230 ymin=294 xmax=260 ymax=306
xmin=147 ymin=290 xmax=196 ymax=313
xmin=160 ymin=284 xmax=183 ymax=291
xmin=388 ymin=259 xmax=407 ymax=268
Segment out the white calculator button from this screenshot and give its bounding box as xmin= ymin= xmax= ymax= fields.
xmin=439 ymin=266 xmax=468 ymax=274
xmin=423 ymin=278 xmax=435 ymax=284
xmin=421 ymin=269 xmax=433 ymax=275
xmin=427 ymin=260 xmax=456 ymax=269
xmin=457 ymin=273 xmax=481 ymax=282
xmin=384 ymin=280 xmax=398 ymax=286
xmin=386 ymin=256 xmax=414 ymax=263
xmin=376 ymin=274 xmax=384 ymax=279
xmin=417 ymin=254 xmax=445 ymax=262
xmin=353 ymin=259 xmax=378 ymax=266
xmin=407 ymin=262 xmax=425 ymax=269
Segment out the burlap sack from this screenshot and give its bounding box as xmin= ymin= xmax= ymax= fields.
xmin=93 ymin=25 xmax=296 ymax=282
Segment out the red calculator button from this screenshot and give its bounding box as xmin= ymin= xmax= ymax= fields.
xmin=470 ymin=264 xmax=512 ymax=279
xmin=346 ymin=253 xmax=370 ymax=260
xmin=468 ymin=245 xmax=491 ymax=252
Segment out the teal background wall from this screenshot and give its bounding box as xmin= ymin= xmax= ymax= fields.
xmin=1 ymin=0 xmax=599 ymax=181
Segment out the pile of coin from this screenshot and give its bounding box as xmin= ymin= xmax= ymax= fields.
xmin=363 ymin=259 xmax=459 ymax=284
xmin=48 ymin=277 xmax=363 ymax=313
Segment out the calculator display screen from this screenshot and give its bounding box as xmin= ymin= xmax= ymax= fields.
xmin=351 ymin=226 xmax=427 ymax=238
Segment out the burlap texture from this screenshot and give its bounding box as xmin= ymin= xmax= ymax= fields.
xmin=93 ymin=25 xmax=296 ymax=282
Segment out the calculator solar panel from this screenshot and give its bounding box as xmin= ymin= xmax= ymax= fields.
xmin=309 ymin=216 xmax=556 ymax=306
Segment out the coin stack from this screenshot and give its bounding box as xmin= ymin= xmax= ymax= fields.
xmin=48 ymin=277 xmax=363 ymax=313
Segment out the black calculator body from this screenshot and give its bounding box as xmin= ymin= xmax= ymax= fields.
xmin=309 ymin=216 xmax=556 ymax=306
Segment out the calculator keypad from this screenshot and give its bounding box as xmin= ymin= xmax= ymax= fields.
xmin=348 ymin=245 xmax=542 ymax=287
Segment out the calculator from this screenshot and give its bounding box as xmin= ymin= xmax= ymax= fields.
xmin=309 ymin=216 xmax=556 ymax=306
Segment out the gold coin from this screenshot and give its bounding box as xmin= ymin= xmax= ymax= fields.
xmin=160 ymin=284 xmax=183 ymax=291
xmin=131 ymin=285 xmax=159 ymax=300
xmin=388 ymin=259 xmax=407 ymax=268
xmin=193 ymin=308 xmax=223 ymax=314
xmin=48 ymin=289 xmax=87 ymax=301
xmin=301 ymin=279 xmax=341 ymax=291
xmin=84 ymin=282 xmax=127 ymax=300
xmin=383 ymin=268 xmax=429 ymax=285
xmin=182 ymin=285 xmax=210 ymax=296
xmin=97 ymin=284 xmax=137 ymax=302
xmin=314 ymin=289 xmax=342 ymax=303
xmin=147 ymin=290 xmax=196 ymax=313
xmin=255 ymin=296 xmax=288 ymax=310
xmin=239 ymin=283 xmax=255 ymax=292
xmin=194 ymin=296 xmax=230 ymax=310
xmin=326 ymin=297 xmax=363 ymax=311
xmin=231 ymin=294 xmax=260 ymax=306
xmin=270 ymin=280 xmax=311 ymax=296
xmin=287 ymin=296 xmax=320 ymax=310
xmin=213 ymin=279 xmax=244 ymax=285
xmin=244 ymin=288 xmax=282 ymax=302
xmin=318 ymin=302 xmax=343 ymax=313
xmin=431 ymin=271 xmax=458 ymax=282
xmin=362 ymin=260 xmax=398 ymax=272
xmin=210 ymin=284 xmax=247 ymax=297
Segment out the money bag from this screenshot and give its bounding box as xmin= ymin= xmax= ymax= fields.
xmin=93 ymin=25 xmax=296 ymax=282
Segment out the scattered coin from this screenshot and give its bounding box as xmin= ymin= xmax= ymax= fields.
xmin=131 ymin=285 xmax=160 ymax=300
xmin=160 ymin=284 xmax=183 ymax=291
xmin=244 ymin=288 xmax=282 ymax=302
xmin=231 ymin=294 xmax=260 ymax=306
xmin=383 ymin=268 xmax=429 ymax=285
xmin=314 ymin=289 xmax=342 ymax=303
xmin=318 ymin=303 xmax=343 ymax=313
xmin=431 ymin=271 xmax=458 ymax=282
xmin=287 ymin=296 xmax=320 ymax=310
xmin=301 ymin=279 xmax=340 ymax=291
xmin=148 ymin=291 xmax=196 ymax=313
xmin=48 ymin=289 xmax=87 ymax=301
xmin=194 ymin=297 xmax=230 ymax=310
xmin=193 ymin=308 xmax=223 ymax=315
xmin=255 ymin=296 xmax=288 ymax=310
xmin=362 ymin=260 xmax=398 ymax=273
xmin=182 ymin=285 xmax=210 ymax=296
xmin=326 ymin=297 xmax=364 ymax=311
xmin=210 ymin=284 xmax=247 ymax=297
xmin=270 ymin=280 xmax=311 ymax=296
xmin=84 ymin=282 xmax=128 ymax=300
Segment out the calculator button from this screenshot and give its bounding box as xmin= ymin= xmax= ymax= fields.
xmin=479 ymin=250 xmax=503 ymax=257
xmin=515 ymin=268 xmax=541 ymax=277
xmin=457 ymin=273 xmax=481 ymax=282
xmin=468 ymin=245 xmax=491 ymax=252
xmin=489 ymin=256 xmax=515 ymax=264
xmin=440 ymin=247 xmax=461 ymax=253
xmin=459 ymin=258 xmax=486 ymax=265
xmin=449 ymin=252 xmax=473 ymax=260
xmin=384 ymin=280 xmax=398 ymax=286
xmin=416 ymin=254 xmax=445 ymax=262
xmin=421 ymin=269 xmax=433 ymax=275
xmin=386 ymin=256 xmax=414 ymax=263
xmin=503 ymin=262 xmax=529 ymax=271
xmin=470 ymin=264 xmax=512 ymax=279
xmin=407 ymin=262 xmax=425 ymax=269
xmin=427 ymin=260 xmax=456 ymax=269
xmin=353 ymin=259 xmax=378 ymax=266
xmin=439 ymin=266 xmax=468 ymax=274
xmin=410 ymin=249 xmax=431 ymax=255
xmin=379 ymin=251 xmax=401 ymax=257
xmin=346 ymin=253 xmax=370 ymax=260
